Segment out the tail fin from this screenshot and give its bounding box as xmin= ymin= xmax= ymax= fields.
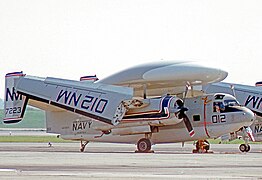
xmin=3 ymin=72 xmax=28 ymax=124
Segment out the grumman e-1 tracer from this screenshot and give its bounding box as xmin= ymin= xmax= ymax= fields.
xmin=3 ymin=61 xmax=255 ymax=152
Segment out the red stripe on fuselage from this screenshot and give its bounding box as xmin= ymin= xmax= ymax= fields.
xmin=202 ymin=97 xmax=211 ymax=138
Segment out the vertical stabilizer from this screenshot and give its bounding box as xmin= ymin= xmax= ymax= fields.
xmin=3 ymin=72 xmax=28 ymax=124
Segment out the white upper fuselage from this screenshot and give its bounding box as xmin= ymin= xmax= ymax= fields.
xmin=98 ymin=61 xmax=228 ymax=97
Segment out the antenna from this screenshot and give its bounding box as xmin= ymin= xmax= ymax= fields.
xmin=230 ymin=84 xmax=237 ymax=98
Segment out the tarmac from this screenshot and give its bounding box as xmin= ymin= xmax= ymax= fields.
xmin=0 ymin=142 xmax=261 ymax=179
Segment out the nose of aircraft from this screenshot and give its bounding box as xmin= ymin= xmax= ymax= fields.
xmin=242 ymin=108 xmax=255 ymax=127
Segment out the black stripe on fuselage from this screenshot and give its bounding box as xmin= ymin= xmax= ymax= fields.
xmin=18 ymin=91 xmax=49 ymax=104
xmin=123 ymin=111 xmax=168 ymax=120
xmin=50 ymin=101 xmax=75 ymax=112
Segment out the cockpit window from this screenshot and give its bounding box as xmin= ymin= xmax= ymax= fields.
xmin=214 ymin=94 xmax=225 ymax=100
xmin=213 ymin=102 xmax=224 ymax=113
xmin=213 ymin=100 xmax=241 ymax=113
xmin=224 ymin=100 xmax=240 ymax=107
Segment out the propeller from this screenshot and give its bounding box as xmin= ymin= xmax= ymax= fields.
xmin=176 ymin=99 xmax=195 ymax=137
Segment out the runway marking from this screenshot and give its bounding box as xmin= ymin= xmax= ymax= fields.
xmin=0 ymin=169 xmax=17 ymax=172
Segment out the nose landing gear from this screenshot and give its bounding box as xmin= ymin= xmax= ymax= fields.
xmin=239 ymin=143 xmax=250 ymax=152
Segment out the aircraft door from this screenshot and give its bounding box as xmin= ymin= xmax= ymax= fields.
xmin=202 ymin=96 xmax=216 ymax=138
xmin=201 ymin=94 xmax=226 ymax=138
xmin=205 ymin=94 xmax=231 ymax=138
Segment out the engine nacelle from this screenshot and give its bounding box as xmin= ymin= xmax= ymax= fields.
xmin=123 ymin=96 xmax=184 ymax=126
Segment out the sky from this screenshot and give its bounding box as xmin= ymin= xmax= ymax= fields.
xmin=0 ymin=0 xmax=261 ymax=98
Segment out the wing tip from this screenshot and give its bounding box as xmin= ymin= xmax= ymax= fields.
xmin=3 ymin=117 xmax=22 ymax=124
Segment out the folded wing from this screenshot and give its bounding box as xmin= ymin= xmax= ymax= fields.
xmin=4 ymin=72 xmax=133 ymax=125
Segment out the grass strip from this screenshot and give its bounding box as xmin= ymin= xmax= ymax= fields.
xmin=0 ymin=136 xmax=73 ymax=143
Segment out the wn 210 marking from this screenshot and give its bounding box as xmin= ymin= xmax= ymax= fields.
xmin=56 ymin=89 xmax=108 ymax=114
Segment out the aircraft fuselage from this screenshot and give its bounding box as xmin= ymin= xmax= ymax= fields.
xmin=54 ymin=94 xmax=254 ymax=145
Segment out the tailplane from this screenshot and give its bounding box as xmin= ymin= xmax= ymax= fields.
xmin=3 ymin=72 xmax=28 ymax=124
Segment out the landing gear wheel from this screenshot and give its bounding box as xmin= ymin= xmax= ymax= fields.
xmin=193 ymin=140 xmax=211 ymax=153
xmin=137 ymin=138 xmax=152 ymax=153
xmin=239 ymin=144 xmax=250 ymax=152
xmin=246 ymin=144 xmax=251 ymax=152
xmin=239 ymin=144 xmax=246 ymax=152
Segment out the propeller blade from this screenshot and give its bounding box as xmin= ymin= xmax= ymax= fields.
xmin=175 ymin=99 xmax=195 ymax=137
xmin=183 ymin=114 xmax=195 ymax=137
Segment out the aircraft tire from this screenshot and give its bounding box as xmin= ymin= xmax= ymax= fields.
xmin=137 ymin=138 xmax=151 ymax=152
xmin=245 ymin=144 xmax=251 ymax=152
xmin=239 ymin=144 xmax=247 ymax=152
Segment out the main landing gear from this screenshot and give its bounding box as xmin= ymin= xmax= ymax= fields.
xmin=80 ymin=140 xmax=89 ymax=152
xmin=136 ymin=138 xmax=152 ymax=153
xmin=239 ymin=143 xmax=250 ymax=152
xmin=136 ymin=138 xmax=154 ymax=153
xmin=192 ymin=140 xmax=212 ymax=153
